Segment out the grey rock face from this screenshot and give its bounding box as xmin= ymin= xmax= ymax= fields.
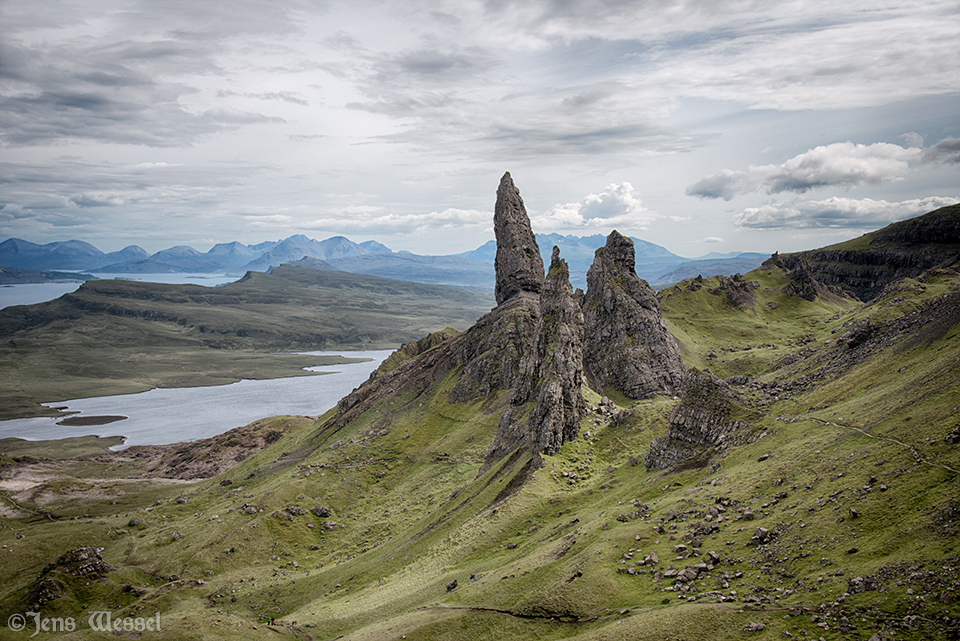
xmin=448 ymin=293 xmax=540 ymax=404
xmin=494 ymin=172 xmax=544 ymax=305
xmin=485 ymin=247 xmax=585 ymax=464
xmin=764 ymin=252 xmax=839 ymax=301
xmin=531 ymin=247 xmax=586 ymax=455
xmin=582 ymin=230 xmax=685 ymax=399
xmin=644 ymin=370 xmax=761 ymax=471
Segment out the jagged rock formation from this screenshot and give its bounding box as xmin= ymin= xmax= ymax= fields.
xmin=644 ymin=370 xmax=761 ymax=471
xmin=494 ymin=172 xmax=544 ymax=305
xmin=707 ymin=272 xmax=759 ymax=310
xmin=485 ymin=247 xmax=585 ymax=463
xmin=330 ymin=177 xmax=689 ymax=472
xmin=764 ymin=252 xmax=844 ymax=301
xmin=582 ymin=231 xmax=685 ymax=399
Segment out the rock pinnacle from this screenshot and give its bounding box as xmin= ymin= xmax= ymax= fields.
xmin=494 ymin=172 xmax=544 ymax=305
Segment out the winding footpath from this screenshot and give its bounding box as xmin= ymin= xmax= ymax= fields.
xmin=778 ymin=414 xmax=960 ymax=475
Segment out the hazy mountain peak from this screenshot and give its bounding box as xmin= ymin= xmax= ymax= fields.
xmin=359 ymin=240 xmax=391 ymax=254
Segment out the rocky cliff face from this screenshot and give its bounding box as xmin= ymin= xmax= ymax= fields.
xmin=789 ymin=203 xmax=960 ymax=301
xmin=485 ymin=247 xmax=585 ymax=464
xmin=582 ymin=231 xmax=686 ymax=399
xmin=494 ymin=172 xmax=545 ymax=305
xmin=644 ymin=370 xmax=761 ymax=471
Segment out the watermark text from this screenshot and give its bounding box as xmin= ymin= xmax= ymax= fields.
xmin=7 ymin=611 xmax=161 ymax=636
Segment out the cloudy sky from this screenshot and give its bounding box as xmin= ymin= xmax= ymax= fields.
xmin=1 ymin=0 xmax=957 ymax=258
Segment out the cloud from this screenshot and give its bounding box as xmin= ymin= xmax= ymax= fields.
xmin=534 ymin=182 xmax=659 ymax=232
xmin=0 ymin=3 xmax=296 ymax=149
xmin=217 ymin=89 xmax=310 ymax=106
xmin=688 ymin=142 xmax=921 ymax=200
xmin=684 ymin=169 xmax=759 ymax=201
xmin=0 ymin=157 xmax=276 ymax=242
xmin=921 ymin=137 xmax=960 ymax=164
xmin=301 ymin=207 xmax=491 ymax=236
xmin=732 ymin=196 xmax=959 ymax=230
xmin=423 ymin=0 xmax=959 ymax=110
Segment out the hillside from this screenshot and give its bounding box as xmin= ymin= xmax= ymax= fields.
xmin=0 ymin=183 xmax=957 ymax=640
xmin=788 ymin=203 xmax=960 ymax=302
xmin=0 ymin=265 xmax=494 ymax=419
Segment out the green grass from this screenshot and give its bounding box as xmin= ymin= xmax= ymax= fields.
xmin=0 ymin=258 xmax=958 ymax=640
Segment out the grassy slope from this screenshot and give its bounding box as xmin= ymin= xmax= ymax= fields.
xmin=0 ymin=264 xmax=957 ymax=640
xmin=0 ymin=266 xmax=494 ymax=419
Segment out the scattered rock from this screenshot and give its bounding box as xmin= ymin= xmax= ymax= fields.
xmin=747 ymin=527 xmax=772 ymax=546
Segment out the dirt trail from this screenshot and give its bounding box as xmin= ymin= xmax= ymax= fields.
xmin=778 ymin=414 xmax=960 ymax=474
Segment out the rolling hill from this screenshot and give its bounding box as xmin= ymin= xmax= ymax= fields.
xmin=0 ymin=265 xmax=494 ymax=419
xmin=0 ymin=193 xmax=956 ymax=641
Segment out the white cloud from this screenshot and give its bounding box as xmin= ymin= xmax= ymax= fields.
xmin=733 ymin=196 xmax=959 ymax=230
xmin=900 ymin=132 xmax=925 ymax=148
xmin=688 ymin=142 xmax=921 ymax=200
xmin=534 ymin=182 xmax=658 ymax=232
xmin=921 ymin=137 xmax=960 ymax=165
xmin=301 ymin=207 xmax=490 ymax=236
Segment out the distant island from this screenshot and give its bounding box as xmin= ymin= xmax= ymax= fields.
xmin=0 ymin=265 xmax=95 ymax=285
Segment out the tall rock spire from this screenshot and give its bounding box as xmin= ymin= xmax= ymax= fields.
xmin=494 ymin=172 xmax=544 ymax=305
xmin=485 ymin=246 xmax=584 ymax=466
xmin=582 ymin=230 xmax=685 ymax=398
xmin=529 ymin=247 xmax=585 ymax=454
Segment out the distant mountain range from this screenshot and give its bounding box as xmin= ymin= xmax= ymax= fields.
xmin=0 ymin=234 xmax=769 ymax=289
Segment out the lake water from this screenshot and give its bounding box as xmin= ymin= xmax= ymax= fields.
xmin=0 ymin=273 xmax=240 ymax=309
xmin=0 ymin=350 xmax=392 ymax=448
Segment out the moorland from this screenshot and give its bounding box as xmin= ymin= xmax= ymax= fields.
xmin=0 ymin=265 xmax=494 ymax=420
xmin=0 ymin=187 xmax=957 ymax=641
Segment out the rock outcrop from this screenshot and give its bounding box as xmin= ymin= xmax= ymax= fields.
xmin=330 ymin=177 xmax=690 ymax=474
xmin=494 ymin=172 xmax=544 ymax=305
xmin=764 ymin=252 xmax=843 ymax=301
xmin=485 ymin=247 xmax=585 ymax=464
xmin=644 ymin=370 xmax=761 ymax=471
xmin=707 ymin=273 xmax=759 ymax=310
xmin=582 ymin=231 xmax=685 ymax=399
